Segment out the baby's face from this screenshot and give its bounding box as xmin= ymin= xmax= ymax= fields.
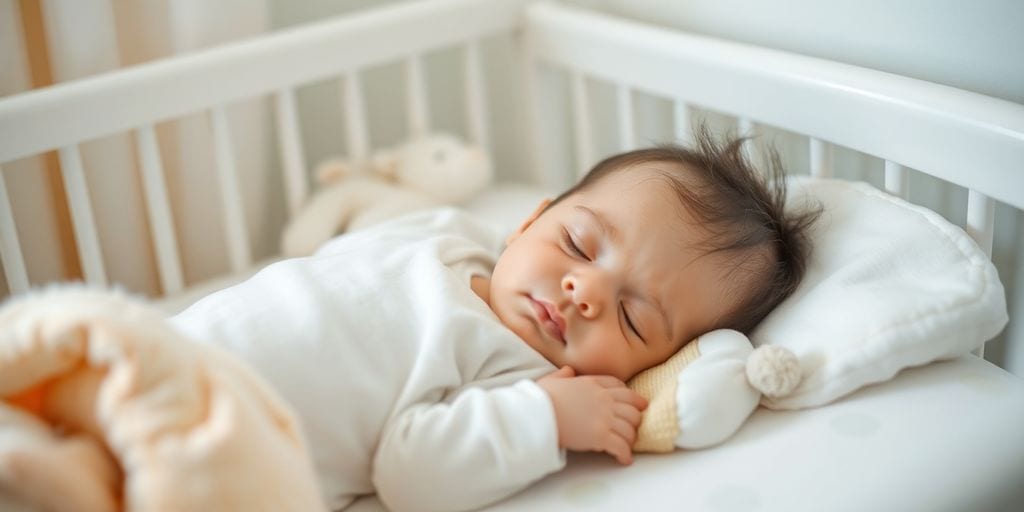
xmin=487 ymin=166 xmax=737 ymax=381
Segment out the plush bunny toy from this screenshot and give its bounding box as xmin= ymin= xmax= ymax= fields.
xmin=628 ymin=329 xmax=801 ymax=452
xmin=281 ymin=133 xmax=493 ymax=257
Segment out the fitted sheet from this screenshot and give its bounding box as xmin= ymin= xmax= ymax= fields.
xmin=347 ymin=355 xmax=1024 ymax=512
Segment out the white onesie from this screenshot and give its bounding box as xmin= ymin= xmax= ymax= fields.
xmin=170 ymin=208 xmax=564 ymax=512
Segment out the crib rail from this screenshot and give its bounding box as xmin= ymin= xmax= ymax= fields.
xmin=523 ymin=2 xmax=1024 ymax=211
xmin=0 ymin=0 xmax=525 ymax=163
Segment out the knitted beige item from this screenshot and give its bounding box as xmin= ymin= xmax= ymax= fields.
xmin=627 ymin=340 xmax=702 ymax=453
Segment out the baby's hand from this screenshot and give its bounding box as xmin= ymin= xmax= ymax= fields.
xmin=537 ymin=366 xmax=648 ymax=465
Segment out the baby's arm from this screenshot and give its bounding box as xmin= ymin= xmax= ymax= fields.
xmin=372 ymin=380 xmax=565 ymax=512
xmin=536 ymin=366 xmax=648 ymax=465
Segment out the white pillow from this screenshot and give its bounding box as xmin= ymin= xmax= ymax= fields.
xmin=752 ymin=178 xmax=1008 ymax=409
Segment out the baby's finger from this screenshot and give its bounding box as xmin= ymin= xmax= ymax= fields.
xmin=540 ymin=365 xmax=575 ymax=380
xmin=609 ymin=417 xmax=637 ymax=446
xmin=591 ymin=375 xmax=628 ymax=389
xmin=614 ymin=402 xmax=642 ymax=427
xmin=609 ymin=387 xmax=649 ymax=410
xmin=604 ymin=434 xmax=633 ymax=465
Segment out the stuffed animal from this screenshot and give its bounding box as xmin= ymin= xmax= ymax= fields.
xmin=628 ymin=329 xmax=801 ymax=452
xmin=281 ymin=133 xmax=494 ymax=257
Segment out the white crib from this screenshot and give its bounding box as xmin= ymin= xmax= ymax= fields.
xmin=2 ymin=1 xmax=1023 ymax=511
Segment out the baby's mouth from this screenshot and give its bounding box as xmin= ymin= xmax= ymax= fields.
xmin=529 ymin=296 xmax=566 ymax=344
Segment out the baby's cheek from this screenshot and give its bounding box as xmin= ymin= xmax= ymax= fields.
xmin=579 ymin=342 xmax=631 ymax=379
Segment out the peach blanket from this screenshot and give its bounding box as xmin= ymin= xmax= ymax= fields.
xmin=0 ymin=288 xmax=327 ymax=511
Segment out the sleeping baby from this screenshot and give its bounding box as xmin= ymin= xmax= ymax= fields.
xmin=169 ymin=127 xmax=818 ymax=511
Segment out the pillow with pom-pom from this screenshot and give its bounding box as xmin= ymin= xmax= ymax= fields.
xmin=751 ymin=178 xmax=1007 ymax=409
xmin=474 ymin=178 xmax=1005 ymax=449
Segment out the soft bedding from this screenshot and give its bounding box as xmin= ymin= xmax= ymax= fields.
xmin=345 ymin=354 xmax=1024 ymax=512
xmin=0 ymin=288 xmax=326 ymax=512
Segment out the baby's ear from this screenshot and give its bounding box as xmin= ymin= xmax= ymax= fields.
xmin=506 ymin=199 xmax=552 ymax=246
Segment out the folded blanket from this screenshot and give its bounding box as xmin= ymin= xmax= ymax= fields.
xmin=0 ymin=287 xmax=327 ymax=512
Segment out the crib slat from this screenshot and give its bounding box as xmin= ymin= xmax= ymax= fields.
xmin=967 ymin=190 xmax=996 ymax=359
xmin=274 ymin=88 xmax=308 ymax=217
xmin=464 ymin=40 xmax=490 ymax=151
xmin=966 ymin=190 xmax=995 ymax=257
xmin=617 ymin=85 xmax=634 ymax=150
xmin=342 ymin=71 xmax=370 ymax=166
xmin=884 ymin=161 xmax=909 ymax=199
xmin=520 ymin=31 xmax=549 ymax=188
xmin=809 ymin=138 xmax=833 ymax=178
xmin=406 ymin=56 xmax=431 ymax=137
xmin=0 ymin=166 xmax=30 ymax=294
xmin=673 ymin=100 xmax=692 ymax=145
xmin=570 ymin=71 xmax=593 ymax=178
xmin=209 ymin=106 xmax=252 ymax=273
xmin=134 ymin=125 xmax=184 ymax=295
xmin=57 ymin=145 xmax=107 ymax=287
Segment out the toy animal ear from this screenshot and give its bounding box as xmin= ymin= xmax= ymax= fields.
xmin=371 ymin=150 xmax=399 ymax=182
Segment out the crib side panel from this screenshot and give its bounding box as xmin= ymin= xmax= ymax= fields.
xmin=0 ymin=0 xmax=530 ymax=302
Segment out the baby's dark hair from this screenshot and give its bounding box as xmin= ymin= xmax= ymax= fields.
xmin=548 ymin=126 xmax=821 ymax=335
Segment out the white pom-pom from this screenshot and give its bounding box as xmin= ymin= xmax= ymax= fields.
xmin=745 ymin=345 xmax=801 ymax=398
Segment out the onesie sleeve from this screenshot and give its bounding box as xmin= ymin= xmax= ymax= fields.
xmin=372 ymin=379 xmax=566 ymax=512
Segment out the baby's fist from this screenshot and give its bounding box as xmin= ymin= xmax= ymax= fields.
xmin=538 ymin=371 xmax=647 ymax=465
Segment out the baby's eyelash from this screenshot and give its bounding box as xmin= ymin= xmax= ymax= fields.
xmin=621 ymin=303 xmax=645 ymax=343
xmin=561 ymin=228 xmax=589 ymax=261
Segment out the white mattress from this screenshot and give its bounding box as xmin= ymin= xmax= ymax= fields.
xmin=348 ymin=355 xmax=1024 ymax=512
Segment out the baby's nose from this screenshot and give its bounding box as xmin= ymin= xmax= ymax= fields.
xmin=561 ymin=274 xmax=602 ymax=319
